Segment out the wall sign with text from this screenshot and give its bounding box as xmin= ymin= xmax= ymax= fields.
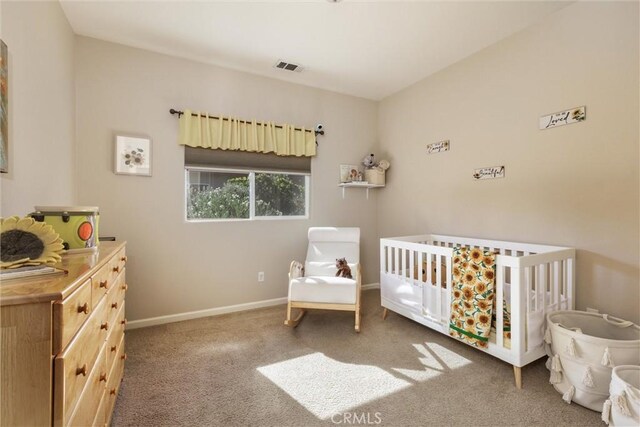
xmin=539 ymin=106 xmax=586 ymax=130
xmin=473 ymin=166 xmax=505 ymax=180
xmin=427 ymin=140 xmax=450 ymax=154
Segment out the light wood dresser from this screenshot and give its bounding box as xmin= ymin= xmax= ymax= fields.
xmin=1 ymin=241 xmax=128 ymax=426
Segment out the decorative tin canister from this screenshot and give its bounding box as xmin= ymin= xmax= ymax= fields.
xmin=30 ymin=206 xmax=99 ymax=251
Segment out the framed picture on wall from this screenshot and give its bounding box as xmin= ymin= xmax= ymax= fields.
xmin=114 ymin=135 xmax=152 ymax=176
xmin=339 ymin=164 xmax=360 ymax=183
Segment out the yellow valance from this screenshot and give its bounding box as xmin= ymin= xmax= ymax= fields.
xmin=178 ymin=110 xmax=316 ymax=157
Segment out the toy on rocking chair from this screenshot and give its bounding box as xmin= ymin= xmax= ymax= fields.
xmin=336 ymin=258 xmax=353 ymax=279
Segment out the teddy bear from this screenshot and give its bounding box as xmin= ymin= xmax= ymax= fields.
xmin=335 ymin=258 xmax=353 ymax=279
xmin=362 ymin=153 xmax=377 ymax=169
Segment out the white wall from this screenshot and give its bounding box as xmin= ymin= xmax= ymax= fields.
xmin=378 ymin=2 xmax=639 ymax=322
xmin=0 ymin=1 xmax=75 ymax=216
xmin=75 ymin=37 xmax=379 ymax=321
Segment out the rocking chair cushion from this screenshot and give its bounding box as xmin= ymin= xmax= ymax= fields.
xmin=289 ymin=276 xmax=357 ymax=304
xmin=304 ymin=261 xmax=357 ymax=277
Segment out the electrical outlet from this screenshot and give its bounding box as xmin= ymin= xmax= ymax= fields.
xmin=258 ymin=272 xmax=265 ymax=282
xmin=586 ymin=307 xmax=599 ymax=314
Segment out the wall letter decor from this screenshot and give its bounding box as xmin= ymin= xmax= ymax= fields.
xmin=473 ymin=166 xmax=505 ymax=180
xmin=427 ymin=140 xmax=450 ymax=154
xmin=539 ymin=106 xmax=586 ymax=130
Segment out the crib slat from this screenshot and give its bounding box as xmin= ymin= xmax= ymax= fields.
xmin=534 ymin=265 xmax=540 ymax=312
xmin=401 ymin=248 xmax=406 ymax=279
xmin=381 ymin=244 xmax=386 ymax=275
xmin=386 ymin=245 xmax=392 ymax=275
xmin=567 ymin=257 xmax=575 ymax=309
xmin=539 ymin=263 xmax=547 ymax=316
xmin=435 ymin=255 xmax=442 ymax=322
xmin=426 ymin=253 xmax=433 ymax=286
xmin=553 ymin=260 xmax=561 ymax=311
xmin=409 ymin=249 xmax=415 ymax=281
xmin=524 ymin=257 xmax=532 ymax=314
xmin=418 ymin=251 xmax=423 ymax=283
xmin=511 ymin=267 xmax=526 ymax=354
xmin=445 ymin=255 xmax=452 ymax=323
xmin=496 ymin=265 xmax=505 ymax=349
xmin=394 ymin=247 xmax=399 ymax=276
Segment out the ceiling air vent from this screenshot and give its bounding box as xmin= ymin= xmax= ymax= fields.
xmin=274 ymin=60 xmax=304 ymax=73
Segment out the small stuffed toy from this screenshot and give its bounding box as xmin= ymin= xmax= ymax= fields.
xmin=336 ymin=258 xmax=353 ymax=279
xmin=362 ymin=153 xmax=377 ymax=169
xmin=291 ymin=260 xmax=304 ymax=279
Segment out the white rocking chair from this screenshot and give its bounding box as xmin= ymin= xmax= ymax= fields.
xmin=284 ymin=227 xmax=362 ymax=332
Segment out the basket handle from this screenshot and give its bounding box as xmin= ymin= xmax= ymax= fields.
xmin=603 ymin=314 xmax=634 ymax=328
xmin=557 ymin=323 xmax=583 ymax=334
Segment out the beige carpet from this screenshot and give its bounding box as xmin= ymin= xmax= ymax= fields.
xmin=112 ymin=290 xmax=601 ymax=426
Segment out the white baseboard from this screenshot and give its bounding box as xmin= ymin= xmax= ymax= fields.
xmin=126 ymin=283 xmax=380 ymax=330
xmin=126 ymin=296 xmax=287 ymax=330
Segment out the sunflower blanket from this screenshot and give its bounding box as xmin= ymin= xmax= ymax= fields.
xmin=449 ymin=246 xmax=497 ymax=349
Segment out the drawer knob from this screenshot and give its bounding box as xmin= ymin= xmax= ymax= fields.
xmin=76 ymin=364 xmax=87 ymax=376
xmin=110 ymin=345 xmax=117 ymax=352
xmin=77 ymin=303 xmax=89 ymax=314
xmin=111 ymin=302 xmax=118 ymax=309
xmin=121 ymin=353 xmax=128 ymax=361
xmin=113 ymin=266 xmax=120 ymax=273
xmin=100 ymin=373 xmax=108 ymax=382
xmin=121 ymin=256 xmax=127 ymax=262
xmin=110 ymin=388 xmax=116 ymax=396
xmin=99 ymin=280 xmax=108 ymax=289
xmin=121 ymin=319 xmax=128 ymax=326
xmin=122 ymin=283 xmax=128 ymax=291
xmin=101 ymin=321 xmax=109 ymax=331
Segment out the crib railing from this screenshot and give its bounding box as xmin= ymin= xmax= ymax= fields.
xmin=380 ymin=234 xmax=575 ymax=365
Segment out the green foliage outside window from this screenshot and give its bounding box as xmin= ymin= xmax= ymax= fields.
xmin=187 ymin=173 xmax=306 ymax=219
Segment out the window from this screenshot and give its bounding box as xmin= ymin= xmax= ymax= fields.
xmin=185 ymin=167 xmax=309 ymax=221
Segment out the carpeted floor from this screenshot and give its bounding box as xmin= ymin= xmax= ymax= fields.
xmin=112 ymin=290 xmax=601 ymax=426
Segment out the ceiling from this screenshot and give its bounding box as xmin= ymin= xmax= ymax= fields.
xmin=60 ymin=1 xmax=572 ymax=100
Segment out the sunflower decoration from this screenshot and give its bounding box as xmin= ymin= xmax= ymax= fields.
xmin=1 ymin=216 xmax=65 ymax=269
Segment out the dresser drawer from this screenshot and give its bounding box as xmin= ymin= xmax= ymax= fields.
xmin=66 ymin=346 xmax=108 ymax=427
xmin=91 ymin=263 xmax=111 ymax=309
xmin=53 ymin=278 xmax=92 ymax=354
xmin=112 ymin=247 xmax=127 ymax=276
xmin=54 ymin=297 xmax=110 ymax=425
xmin=106 ymin=270 xmax=126 ymax=327
xmin=92 ymin=389 xmax=108 ymax=427
xmin=106 ymin=303 xmax=125 ymax=371
xmin=105 ymin=334 xmax=126 ymax=426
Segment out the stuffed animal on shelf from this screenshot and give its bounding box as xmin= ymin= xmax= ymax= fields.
xmin=362 ymin=153 xmax=377 ymax=169
xmin=335 ymin=258 xmax=353 ymax=279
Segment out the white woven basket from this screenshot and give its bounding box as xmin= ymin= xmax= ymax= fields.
xmin=546 ymin=311 xmax=640 ymax=411
xmin=603 ymin=366 xmax=640 ymax=426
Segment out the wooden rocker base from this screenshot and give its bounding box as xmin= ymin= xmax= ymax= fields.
xmin=285 ymin=301 xmax=361 ymax=332
xmin=284 ymin=309 xmax=306 ymax=328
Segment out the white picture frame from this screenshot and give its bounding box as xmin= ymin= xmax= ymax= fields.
xmin=114 ymin=135 xmax=152 ymax=176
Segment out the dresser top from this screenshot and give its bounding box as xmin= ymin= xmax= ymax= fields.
xmin=0 ymin=241 xmax=126 ymax=306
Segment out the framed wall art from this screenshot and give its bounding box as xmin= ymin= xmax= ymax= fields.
xmin=114 ymin=135 xmax=152 ymax=176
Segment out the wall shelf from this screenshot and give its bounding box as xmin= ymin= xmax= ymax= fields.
xmin=338 ymin=182 xmax=385 ymax=199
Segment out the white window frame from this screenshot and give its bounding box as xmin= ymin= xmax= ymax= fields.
xmin=185 ymin=166 xmax=310 ymax=222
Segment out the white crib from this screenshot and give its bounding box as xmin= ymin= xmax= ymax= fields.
xmin=380 ymin=234 xmax=576 ymax=388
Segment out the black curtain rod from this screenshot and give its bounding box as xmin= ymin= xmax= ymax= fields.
xmin=169 ymin=108 xmax=314 ymax=134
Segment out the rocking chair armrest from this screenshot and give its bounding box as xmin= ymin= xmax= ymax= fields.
xmin=354 ymin=262 xmax=362 ymax=288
